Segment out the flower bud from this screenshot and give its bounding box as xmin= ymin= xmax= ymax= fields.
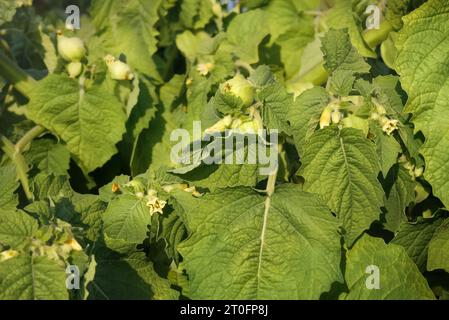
xmin=331 ymin=110 xmax=342 ymax=124
xmin=320 ymin=106 xmax=332 ymax=129
xmin=0 ymin=250 xmax=19 ymax=262
xmin=196 ymin=62 xmax=214 ymax=76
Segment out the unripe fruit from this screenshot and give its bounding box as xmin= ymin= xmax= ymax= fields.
xmin=104 ymin=55 xmax=134 ymax=81
xmin=57 ymin=35 xmax=86 ymax=62
xmin=222 ymin=75 xmax=255 ymax=107
xmin=66 ymin=62 xmax=83 ymax=78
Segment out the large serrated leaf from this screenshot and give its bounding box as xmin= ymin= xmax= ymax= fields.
xmin=300 ymin=127 xmax=384 ymax=245
xmin=0 ymin=255 xmax=68 ymax=300
xmin=0 ymin=165 xmax=19 ymax=213
xmin=0 ymin=210 xmax=38 ymax=249
xmin=427 ymin=218 xmax=449 ymax=273
xmin=321 ymin=28 xmax=371 ymax=74
xmin=395 ymin=0 xmax=449 ymax=208
xmin=341 ymin=235 xmax=435 ymax=300
xmin=226 ymin=9 xmax=270 ymax=64
xmin=103 ymin=194 xmax=152 ymax=246
xmin=85 ymin=244 xmax=178 ymax=300
xmin=91 ymin=0 xmax=162 ymax=79
xmin=177 ymin=184 xmax=343 ymax=299
xmin=26 ymin=75 xmax=126 ymax=173
xmin=392 ymin=215 xmax=444 ymax=272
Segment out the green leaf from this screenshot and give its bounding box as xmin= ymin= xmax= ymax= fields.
xmin=0 ymin=210 xmax=38 ymax=249
xmin=370 ymin=123 xmax=402 ymax=177
xmin=259 ymin=82 xmax=294 ymax=134
xmin=210 ymin=90 xmax=245 ymax=116
xmin=276 ymin=19 xmax=315 ymax=79
xmin=26 ymin=75 xmax=126 ymax=173
xmin=86 ymin=244 xmax=178 ymax=300
xmin=226 ymin=9 xmax=270 ymax=64
xmin=300 ymin=127 xmax=384 ymax=245
xmin=62 ymin=193 xmax=107 ymax=242
xmin=381 ymin=165 xmax=415 ymax=233
xmin=341 ymin=235 xmax=435 ymax=300
xmin=427 ymin=218 xmax=449 ymax=272
xmin=103 ymin=194 xmax=152 ymax=246
xmin=288 ymin=87 xmax=329 ymax=155
xmin=170 ymin=133 xmax=266 ymax=190
xmin=328 ymin=70 xmax=356 ymax=97
xmin=0 ymin=165 xmax=19 ymax=212
xmin=321 ymin=28 xmax=371 ymax=74
xmin=25 ymin=138 xmax=70 ymax=176
xmin=178 ymin=184 xmax=343 ymax=299
xmin=32 ymin=174 xmax=73 ymax=202
xmin=392 ymin=215 xmax=445 ymax=272
xmin=324 ymin=0 xmax=376 ymax=58
xmin=248 ymin=65 xmax=276 ymax=88
xmin=180 ymin=0 xmax=213 ymax=29
xmin=395 ymin=0 xmax=449 ymax=208
xmin=0 ymin=0 xmax=20 ymax=25
xmin=0 ymin=255 xmax=68 ymax=300
xmin=176 ymin=31 xmax=216 ymax=63
xmin=91 ymin=0 xmax=163 ymax=79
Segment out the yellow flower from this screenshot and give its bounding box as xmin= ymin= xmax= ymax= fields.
xmin=145 ymin=190 xmax=167 ymax=216
xmin=0 ymin=250 xmax=19 ymax=262
xmin=196 ymin=62 xmax=214 ymax=76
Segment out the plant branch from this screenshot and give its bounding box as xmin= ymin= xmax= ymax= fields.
xmin=235 ymin=60 xmax=255 ymax=75
xmin=15 ymin=125 xmax=46 ymax=153
xmin=0 ymin=50 xmax=36 ymax=99
xmin=0 ymin=134 xmax=33 ymax=200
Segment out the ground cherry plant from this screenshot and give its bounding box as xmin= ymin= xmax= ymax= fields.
xmin=0 ymin=0 xmax=448 ymax=300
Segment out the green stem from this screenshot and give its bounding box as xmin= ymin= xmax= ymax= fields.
xmin=0 ymin=134 xmax=33 ymax=200
xmin=0 ymin=51 xmax=35 ymax=99
xmin=235 ymin=60 xmax=255 ymax=75
xmin=363 ymin=20 xmax=393 ymax=48
xmin=15 ymin=125 xmax=46 ymax=153
xmin=297 ymin=20 xmax=394 ymax=86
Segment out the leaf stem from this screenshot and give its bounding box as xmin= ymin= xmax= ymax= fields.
xmin=0 ymin=134 xmax=33 ymax=200
xmin=235 ymin=60 xmax=255 ymax=75
xmin=0 ymin=50 xmax=36 ymax=99
xmin=15 ymin=125 xmax=46 ymax=153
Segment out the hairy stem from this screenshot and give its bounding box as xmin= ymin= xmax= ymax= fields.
xmin=15 ymin=125 xmax=46 ymax=153
xmin=0 ymin=51 xmax=36 ymax=99
xmin=0 ymin=134 xmax=33 ymax=200
xmin=235 ymin=60 xmax=255 ymax=75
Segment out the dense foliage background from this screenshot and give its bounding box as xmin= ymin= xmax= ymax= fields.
xmin=0 ymin=0 xmax=448 ymax=300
